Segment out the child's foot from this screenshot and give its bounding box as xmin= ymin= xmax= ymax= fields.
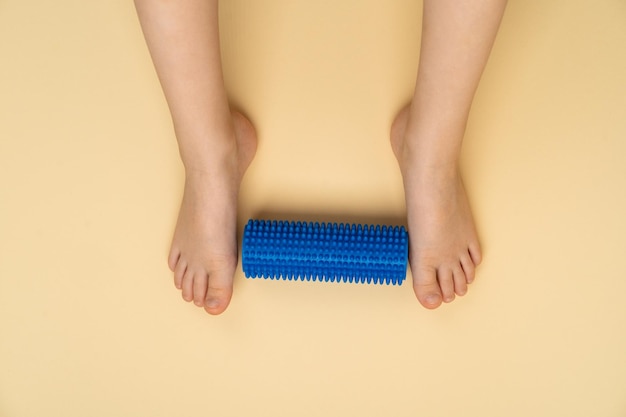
xmin=168 ymin=111 xmax=257 ymax=315
xmin=391 ymin=106 xmax=482 ymax=309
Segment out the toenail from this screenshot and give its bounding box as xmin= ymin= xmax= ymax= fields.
xmin=426 ymin=295 xmax=441 ymax=306
xmin=205 ymin=298 xmax=220 ymax=309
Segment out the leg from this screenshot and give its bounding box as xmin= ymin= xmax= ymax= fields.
xmin=134 ymin=0 xmax=257 ymax=314
xmin=391 ymin=0 xmax=507 ymax=308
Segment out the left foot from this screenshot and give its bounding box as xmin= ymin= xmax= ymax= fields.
xmin=391 ymin=106 xmax=482 ymax=309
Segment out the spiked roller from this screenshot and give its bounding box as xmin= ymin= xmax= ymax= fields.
xmin=242 ymin=219 xmax=408 ymax=285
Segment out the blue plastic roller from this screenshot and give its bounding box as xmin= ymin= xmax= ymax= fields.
xmin=242 ymin=219 xmax=408 ymax=285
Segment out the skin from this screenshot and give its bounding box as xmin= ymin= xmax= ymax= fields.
xmin=392 ymin=0 xmax=507 ymax=308
xmin=134 ymin=0 xmax=506 ymax=314
xmin=134 ymin=0 xmax=256 ymax=315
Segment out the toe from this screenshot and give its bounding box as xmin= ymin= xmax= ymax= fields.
xmin=204 ymin=266 xmax=235 ymax=316
xmin=168 ymin=247 xmax=180 ymax=272
xmin=438 ymin=268 xmax=456 ymax=303
xmin=460 ymin=253 xmax=476 ymax=284
xmin=193 ymin=272 xmax=208 ymax=307
xmin=469 ymin=243 xmax=482 ymax=266
xmin=452 ymin=264 xmax=468 ymax=296
xmin=174 ymin=259 xmax=187 ymax=290
xmin=181 ymin=269 xmax=195 ymax=302
xmin=412 ymin=266 xmax=443 ymax=309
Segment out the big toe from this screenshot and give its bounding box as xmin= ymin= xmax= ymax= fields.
xmin=204 ymin=268 xmax=235 ymax=315
xmin=413 ymin=267 xmax=443 ymax=309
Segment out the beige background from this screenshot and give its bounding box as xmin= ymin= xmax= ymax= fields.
xmin=1 ymin=0 xmax=626 ymax=416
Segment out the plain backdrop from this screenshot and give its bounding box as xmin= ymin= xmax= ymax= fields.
xmin=1 ymin=1 xmax=625 ymax=416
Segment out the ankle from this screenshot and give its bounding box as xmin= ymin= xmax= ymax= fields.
xmin=179 ymin=127 xmax=239 ymax=173
xmin=397 ymin=136 xmax=460 ymax=183
xmin=393 ymin=121 xmax=456 ymax=190
xmin=392 ymin=108 xmax=462 ymax=173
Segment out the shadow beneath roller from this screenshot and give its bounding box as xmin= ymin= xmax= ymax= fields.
xmin=247 ymin=208 xmax=406 ymax=229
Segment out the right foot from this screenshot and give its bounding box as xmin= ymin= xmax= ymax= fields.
xmin=167 ymin=111 xmax=257 ymax=315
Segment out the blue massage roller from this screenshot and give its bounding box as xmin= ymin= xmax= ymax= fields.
xmin=242 ymin=219 xmax=408 ymax=285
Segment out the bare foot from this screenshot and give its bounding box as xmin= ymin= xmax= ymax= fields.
xmin=391 ymin=106 xmax=482 ymax=309
xmin=168 ymin=111 xmax=257 ymax=315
